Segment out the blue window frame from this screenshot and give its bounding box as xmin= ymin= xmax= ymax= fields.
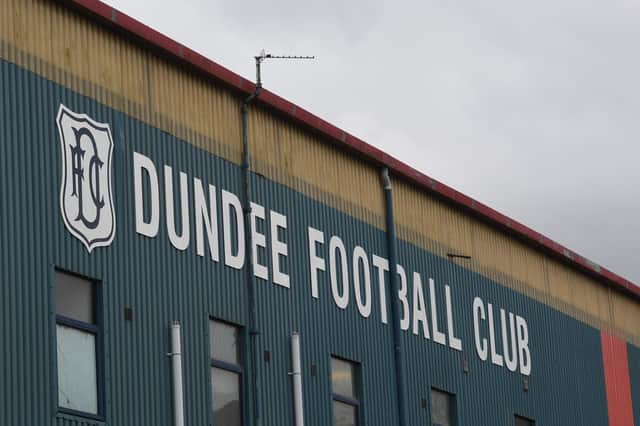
xmin=331 ymin=356 xmax=360 ymax=426
xmin=54 ymin=270 xmax=103 ymax=420
xmin=210 ymin=319 xmax=244 ymax=426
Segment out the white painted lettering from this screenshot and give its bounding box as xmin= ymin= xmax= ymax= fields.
xmin=193 ymin=178 xmax=219 ymax=261
xmin=308 ymin=227 xmax=325 ymax=299
xmin=445 ymin=285 xmax=462 ymax=351
xmin=429 ymin=278 xmax=446 ymax=346
xmin=372 ymin=255 xmax=389 ymax=324
xmin=473 ymin=297 xmax=488 ymax=361
xmin=221 ymin=190 xmax=245 ymax=270
xmin=329 ymin=236 xmax=349 ymax=310
xmin=412 ymin=272 xmax=430 ymax=339
xmin=164 ymin=166 xmax=190 ymax=251
xmin=487 ymin=303 xmax=504 ymax=367
xmin=517 ymin=315 xmax=531 ymax=376
xmin=501 ymin=309 xmax=518 ymax=372
xmin=250 ymin=202 xmax=268 ymax=280
xmin=397 ymin=264 xmax=410 ymax=331
xmin=270 ymin=210 xmax=289 ymax=288
xmin=353 ymin=246 xmax=372 ymax=318
xmin=133 ymin=152 xmax=159 ymax=237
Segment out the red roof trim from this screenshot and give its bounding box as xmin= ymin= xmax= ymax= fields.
xmin=60 ymin=0 xmax=640 ymax=299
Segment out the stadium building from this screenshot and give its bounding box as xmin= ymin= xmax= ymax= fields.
xmin=0 ymin=0 xmax=638 ymax=425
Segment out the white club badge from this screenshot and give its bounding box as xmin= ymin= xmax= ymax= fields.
xmin=56 ymin=104 xmax=116 ymax=252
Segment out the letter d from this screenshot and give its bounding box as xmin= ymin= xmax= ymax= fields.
xmin=134 ymin=152 xmax=160 ymax=237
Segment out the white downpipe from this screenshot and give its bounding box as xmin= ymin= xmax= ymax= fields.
xmin=169 ymin=322 xmax=185 ymax=426
xmin=291 ymin=332 xmax=305 ymax=426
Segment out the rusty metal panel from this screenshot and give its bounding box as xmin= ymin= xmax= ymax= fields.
xmin=0 ymin=0 xmax=243 ymax=166
xmin=563 ymin=267 xmax=613 ymax=326
xmin=149 ymin=57 xmax=243 ymax=164
xmin=249 ymin=104 xmax=386 ymax=230
xmin=394 ymin=179 xmax=472 ymax=258
xmin=611 ymin=295 xmax=640 ymax=338
xmin=546 ymin=254 xmax=574 ymax=305
xmin=0 ymin=0 xmax=13 ymax=47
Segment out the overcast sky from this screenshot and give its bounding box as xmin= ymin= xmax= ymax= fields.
xmin=104 ymin=0 xmax=640 ymax=285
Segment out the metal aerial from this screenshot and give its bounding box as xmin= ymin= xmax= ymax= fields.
xmin=254 ymin=49 xmax=315 ymax=89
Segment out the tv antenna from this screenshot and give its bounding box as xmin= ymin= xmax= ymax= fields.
xmin=254 ymin=49 xmax=315 ymax=89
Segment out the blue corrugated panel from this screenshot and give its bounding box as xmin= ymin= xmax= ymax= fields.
xmin=629 ymin=343 xmax=640 ymax=425
xmin=0 ymin=57 xmax=622 ymax=426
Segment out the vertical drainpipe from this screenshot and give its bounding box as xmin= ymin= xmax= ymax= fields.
xmin=241 ymin=77 xmax=262 ymax=426
xmin=169 ymin=322 xmax=185 ymax=426
xmin=290 ymin=332 xmax=305 ymax=426
xmin=381 ymin=167 xmax=408 ymax=426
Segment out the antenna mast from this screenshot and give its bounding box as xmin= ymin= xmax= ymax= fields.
xmin=254 ymin=49 xmax=315 ymax=89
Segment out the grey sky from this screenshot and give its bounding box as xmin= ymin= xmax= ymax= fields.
xmin=104 ymin=0 xmax=640 ymax=284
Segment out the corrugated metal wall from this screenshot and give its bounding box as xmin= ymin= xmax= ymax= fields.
xmin=0 ymin=0 xmax=243 ymax=165
xmin=0 ymin=1 xmax=639 ymax=425
xmin=395 ymin=236 xmax=610 ymax=425
xmin=0 ymin=59 xmax=398 ymax=425
xmin=0 ymin=59 xmax=246 ymax=425
xmin=0 ymin=58 xmax=633 ymax=425
xmin=249 ymin=105 xmax=386 ymax=231
xmin=0 ymin=0 xmax=638 ymax=350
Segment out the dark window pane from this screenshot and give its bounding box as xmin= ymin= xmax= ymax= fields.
xmin=431 ymin=389 xmax=454 ymax=426
xmin=515 ymin=416 xmax=534 ymax=426
xmin=212 ymin=367 xmax=241 ymax=426
xmin=210 ymin=320 xmax=240 ymax=364
xmin=331 ymin=357 xmax=356 ymax=399
xmin=333 ymin=400 xmax=356 ymax=426
xmin=55 ymin=271 xmax=94 ymax=323
xmin=57 ymin=324 xmax=98 ymax=414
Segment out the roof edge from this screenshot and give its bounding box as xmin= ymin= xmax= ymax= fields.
xmin=58 ymin=0 xmax=640 ymax=300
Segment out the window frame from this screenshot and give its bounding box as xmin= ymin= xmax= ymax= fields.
xmin=330 ymin=355 xmax=361 ymax=426
xmin=429 ymin=387 xmax=457 ymax=426
xmin=209 ymin=318 xmax=245 ymax=426
xmin=54 ymin=268 xmax=105 ymax=421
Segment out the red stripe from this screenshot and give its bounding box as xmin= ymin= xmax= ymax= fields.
xmin=601 ymin=331 xmax=635 ymax=426
xmin=56 ymin=0 xmax=640 ymax=300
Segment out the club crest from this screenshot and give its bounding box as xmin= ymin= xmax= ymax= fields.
xmin=56 ymin=104 xmax=116 ymax=253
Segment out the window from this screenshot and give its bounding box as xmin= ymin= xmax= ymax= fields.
xmin=431 ymin=388 xmax=455 ymax=426
xmin=55 ymin=271 xmax=101 ymax=417
xmin=515 ymin=415 xmax=535 ymax=426
xmin=210 ymin=320 xmax=243 ymax=426
xmin=331 ymin=356 xmax=360 ymax=426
